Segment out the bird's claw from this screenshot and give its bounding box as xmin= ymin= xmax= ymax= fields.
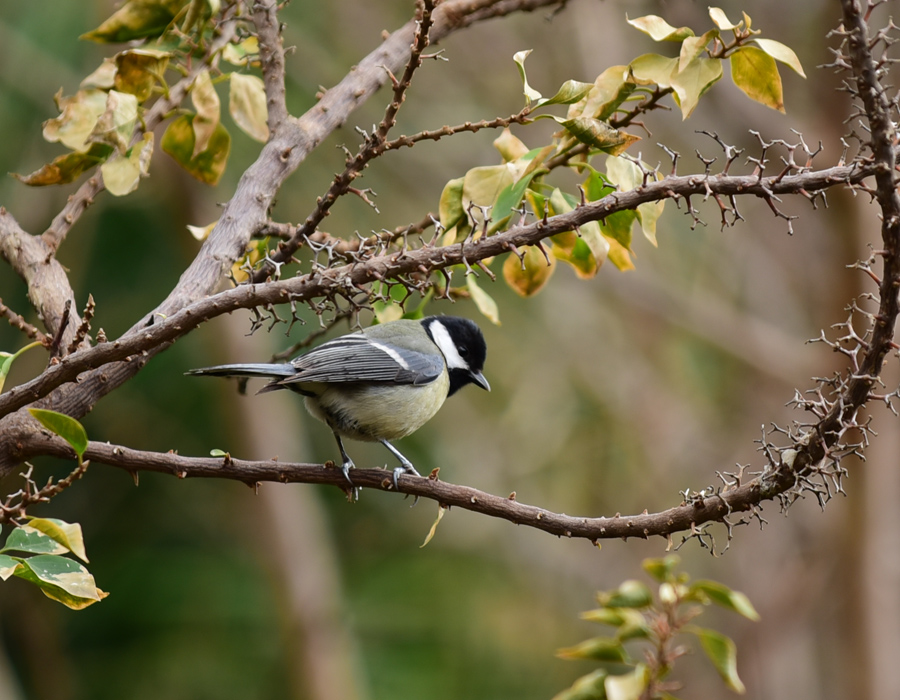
xmin=341 ymin=460 xmax=355 ymax=486
xmin=340 ymin=460 xmax=360 ymax=501
xmin=392 ymin=463 xmax=421 ymax=491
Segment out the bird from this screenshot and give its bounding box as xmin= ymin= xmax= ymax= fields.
xmin=186 ymin=315 xmax=489 ymax=489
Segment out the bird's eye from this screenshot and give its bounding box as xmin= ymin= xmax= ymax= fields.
xmin=458 ymin=344 xmax=469 ymax=357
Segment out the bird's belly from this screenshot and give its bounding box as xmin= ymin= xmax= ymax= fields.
xmin=303 ymin=374 xmax=450 ymax=442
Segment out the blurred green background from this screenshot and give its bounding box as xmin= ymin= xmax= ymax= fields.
xmin=1 ymin=1 xmax=898 ymax=699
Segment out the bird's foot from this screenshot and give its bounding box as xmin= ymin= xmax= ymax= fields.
xmin=339 ymin=460 xmax=360 ymax=501
xmin=391 ymin=462 xmax=421 ymax=491
xmin=340 ymin=459 xmax=356 ymax=486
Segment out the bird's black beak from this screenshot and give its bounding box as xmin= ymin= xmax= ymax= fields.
xmin=469 ymin=370 xmax=490 ymax=391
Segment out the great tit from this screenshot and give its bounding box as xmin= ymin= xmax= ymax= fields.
xmin=187 ymin=316 xmax=489 ymax=488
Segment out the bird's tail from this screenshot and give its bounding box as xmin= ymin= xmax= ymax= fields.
xmin=185 ymin=363 xmax=295 ymax=380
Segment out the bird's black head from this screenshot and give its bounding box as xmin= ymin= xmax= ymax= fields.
xmin=423 ymin=316 xmax=490 ymax=396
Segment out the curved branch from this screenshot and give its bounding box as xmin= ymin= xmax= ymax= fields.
xmin=0 ymin=208 xmax=79 ymax=350
xmin=24 ymin=436 xmax=765 ymax=544
xmin=0 ymin=161 xmax=875 ymax=430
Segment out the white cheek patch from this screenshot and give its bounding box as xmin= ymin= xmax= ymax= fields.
xmin=369 ymin=340 xmax=410 ymax=370
xmin=428 ymin=319 xmax=467 ymax=370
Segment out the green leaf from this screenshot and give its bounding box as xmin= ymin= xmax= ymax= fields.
xmin=601 ymin=211 xmax=636 ymax=250
xmin=101 ymin=132 xmax=154 ymax=196
xmin=537 ymin=79 xmax=594 ymax=107
xmin=606 ymin=156 xmax=665 ymax=246
xmin=25 ymin=518 xmax=89 ymax=563
xmin=114 ymin=48 xmax=171 ymax=102
xmin=504 ymin=243 xmax=555 ymax=297
xmin=688 ymin=580 xmax=760 ymax=621
xmin=42 ymin=89 xmax=109 ymax=151
xmin=0 ymin=554 xmax=21 ymax=581
xmin=223 ymin=36 xmax=260 ymax=66
xmin=553 ymin=231 xmax=604 ymax=279
xmin=466 ymin=274 xmax=500 ymax=325
xmin=181 ymin=0 xmax=217 ymax=33
xmin=558 ymin=117 xmax=640 ymax=156
xmin=3 ymin=527 xmax=68 ymax=556
xmin=689 ymin=626 xmax=746 ymax=693
xmin=570 ymin=66 xmax=636 ymax=122
xmin=191 ymin=69 xmax=221 ymax=157
xmin=551 ymin=669 xmax=609 ymax=700
xmin=87 ymin=90 xmax=139 ymax=153
xmin=493 ymin=171 xmax=538 ymax=226
xmin=0 ymin=341 xmax=42 ymax=393
xmin=81 ymin=0 xmax=189 ymax=43
xmin=626 ymin=15 xmax=694 ymax=42
xmin=28 ymin=408 xmax=88 ymax=459
xmin=584 ymin=169 xmax=614 ymax=202
xmin=581 ymin=608 xmax=650 ymax=641
xmin=557 ymin=636 xmax=628 ymax=663
xmin=642 ymin=555 xmax=680 ymax=582
xmin=439 ymin=177 xmax=466 ymax=231
xmin=751 ymin=38 xmax=806 ymax=78
xmin=598 ymin=580 xmax=653 ymax=609
xmin=708 ymin=7 xmax=741 ymax=31
xmin=229 ymin=73 xmax=270 ymax=143
xmin=604 ymin=665 xmax=648 ymax=700
xmin=670 ymin=56 xmax=723 ymax=118
xmin=14 ymin=143 xmax=114 ymax=187
xmin=730 ymin=46 xmax=784 ymax=113
xmin=161 ymin=114 xmax=231 ymax=185
xmin=14 ymin=555 xmax=107 ymax=610
xmin=513 ymin=50 xmax=543 ymax=104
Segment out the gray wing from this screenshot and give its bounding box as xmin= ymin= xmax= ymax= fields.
xmin=283 ymin=333 xmax=443 ymax=386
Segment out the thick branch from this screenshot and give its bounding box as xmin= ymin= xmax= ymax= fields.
xmin=0 ymin=0 xmax=572 ymax=476
xmin=251 ymin=0 xmax=289 ymax=131
xmin=0 ymin=208 xmax=79 ymax=350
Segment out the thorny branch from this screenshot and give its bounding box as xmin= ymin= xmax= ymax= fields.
xmin=1 ymin=0 xmax=899 ymax=548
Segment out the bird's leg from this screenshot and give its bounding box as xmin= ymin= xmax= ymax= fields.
xmin=333 ymin=433 xmax=356 ymax=485
xmin=379 ymin=439 xmax=422 ymax=490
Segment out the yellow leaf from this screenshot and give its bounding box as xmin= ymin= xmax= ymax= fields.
xmin=752 ymin=38 xmax=806 ymax=78
xmin=420 ymin=505 xmax=446 ymax=547
xmin=229 ymin=73 xmax=269 ymax=143
xmin=81 ymin=0 xmax=189 ymax=43
xmin=88 ymin=90 xmax=139 ymax=153
xmin=467 ymin=274 xmax=501 ymax=324
xmin=568 ymin=65 xmax=635 ymax=122
xmin=670 ymin=57 xmax=723 ymax=118
xmin=626 ymin=15 xmax=694 ymax=41
xmin=114 ymin=48 xmax=171 ymax=102
xmin=42 ymin=89 xmax=109 ymax=152
xmin=493 ymin=128 xmax=528 ymax=162
xmin=101 ymin=133 xmax=154 ymax=196
xmin=730 ymin=46 xmax=784 ymax=112
xmin=191 ymin=69 xmax=221 ymax=157
xmin=503 ymin=244 xmax=555 ymax=296
xmin=709 ymin=7 xmax=740 ymax=30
